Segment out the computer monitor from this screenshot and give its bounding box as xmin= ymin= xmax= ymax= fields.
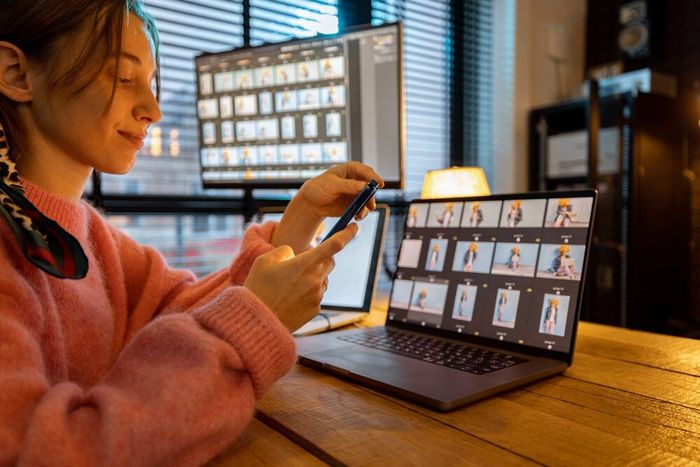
xmin=194 ymin=22 xmax=404 ymax=189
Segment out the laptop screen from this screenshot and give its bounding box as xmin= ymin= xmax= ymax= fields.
xmin=258 ymin=205 xmax=388 ymax=311
xmin=388 ymin=191 xmax=596 ymax=355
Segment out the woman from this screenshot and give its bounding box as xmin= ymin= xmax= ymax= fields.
xmin=553 ymin=198 xmax=574 ymax=227
xmin=543 ymin=298 xmax=559 ymax=334
xmin=508 ymin=246 xmax=521 ymax=271
xmin=428 ymin=243 xmax=440 ymax=270
xmin=463 ymin=242 xmax=478 ymax=272
xmin=0 ymin=1 xmax=382 ymax=464
xmin=435 ymin=202 xmax=454 ymax=227
xmin=506 ymin=200 xmax=522 ymax=227
xmin=496 ymin=291 xmax=508 ymax=322
xmin=551 ymin=245 xmax=577 ymax=279
xmin=468 ymin=202 xmax=483 ymax=227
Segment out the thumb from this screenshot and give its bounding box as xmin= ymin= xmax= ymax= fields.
xmin=262 ymin=245 xmax=295 ymax=264
xmin=311 ymin=222 xmax=358 ymax=259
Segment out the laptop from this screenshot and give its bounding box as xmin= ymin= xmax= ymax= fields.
xmin=258 ymin=204 xmax=389 ymax=336
xmin=296 ymin=190 xmax=597 ymax=411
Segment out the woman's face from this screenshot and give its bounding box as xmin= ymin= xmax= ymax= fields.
xmin=27 ymin=13 xmax=160 ymax=175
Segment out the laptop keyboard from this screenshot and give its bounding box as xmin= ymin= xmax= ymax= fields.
xmin=338 ymin=328 xmax=527 ymax=375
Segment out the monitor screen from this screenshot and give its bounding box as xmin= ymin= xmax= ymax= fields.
xmin=195 ymin=23 xmax=404 ymax=189
xmin=388 ymin=191 xmax=597 ymax=356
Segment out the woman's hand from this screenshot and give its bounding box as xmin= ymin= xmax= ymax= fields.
xmin=244 ymin=224 xmax=359 ymax=332
xmin=271 ymin=162 xmax=384 ymax=253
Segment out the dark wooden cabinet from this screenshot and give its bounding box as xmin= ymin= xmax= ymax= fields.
xmin=529 ymin=91 xmax=691 ymax=333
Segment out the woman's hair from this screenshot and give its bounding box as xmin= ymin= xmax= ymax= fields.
xmin=0 ymin=0 xmax=159 ymax=160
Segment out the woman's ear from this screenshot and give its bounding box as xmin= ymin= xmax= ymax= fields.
xmin=0 ymin=41 xmax=33 ymax=102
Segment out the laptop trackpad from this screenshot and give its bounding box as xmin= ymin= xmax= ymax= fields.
xmin=309 ymin=346 xmax=488 ymax=399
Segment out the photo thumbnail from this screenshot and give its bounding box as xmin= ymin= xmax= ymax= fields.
xmin=301 ymin=143 xmax=323 ymax=163
xmin=220 ymin=121 xmax=234 ymax=144
xmin=240 ymin=146 xmax=258 ymax=166
xmin=320 ymin=56 xmax=345 ymax=79
xmin=276 ymin=90 xmax=298 ymax=112
xmin=200 ymin=148 xmax=219 ymax=167
xmin=297 ymin=60 xmax=319 ymax=82
xmin=303 ymin=115 xmax=318 ymax=138
xmin=258 ymin=92 xmax=273 ymax=115
xmin=255 ymin=66 xmax=274 ymax=87
xmin=406 ymin=203 xmax=429 ymax=228
xmin=325 ymin=112 xmax=342 ymax=137
xmin=544 ymin=197 xmax=594 ymax=228
xmin=235 ymin=70 xmax=253 ymax=90
xmin=409 ymin=281 xmax=449 ymax=315
xmin=235 ymin=95 xmax=258 ymax=116
xmin=275 ymin=63 xmax=296 ymax=85
xmin=199 ymin=72 xmax=213 ymax=95
xmin=461 ymin=201 xmax=502 ymax=228
xmin=452 ymin=285 xmax=478 ymax=321
xmin=397 ymin=238 xmax=423 ymax=269
xmin=197 ymin=98 xmax=218 ymax=119
xmin=259 ymin=146 xmax=278 ymax=165
xmin=214 ymin=71 xmax=234 ymax=92
xmin=201 ymin=122 xmax=216 ymax=145
xmin=500 ymin=199 xmax=547 ymax=228
xmin=539 ymin=294 xmax=571 ymax=336
xmin=219 ymin=96 xmax=233 ymax=119
xmin=279 ymin=144 xmax=300 ymax=164
xmin=427 ymin=202 xmax=463 ymax=228
xmin=280 ymin=116 xmax=296 ymax=139
xmin=298 ymin=88 xmax=321 ymax=110
xmin=257 ymin=119 xmax=279 ymax=140
xmin=323 ymin=142 xmax=347 ymax=163
xmin=321 ymin=85 xmax=346 ymax=107
xmin=220 ymin=147 xmax=238 ymax=166
xmin=536 ymin=244 xmax=586 ymax=281
xmin=451 ymin=241 xmax=495 ymax=274
xmin=491 ymin=242 xmax=539 ymax=277
xmin=235 ymin=121 xmax=256 ymax=141
xmin=492 ymin=288 xmax=520 ymax=328
xmin=425 ymin=238 xmax=449 ymax=272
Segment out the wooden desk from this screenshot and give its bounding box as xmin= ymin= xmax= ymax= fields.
xmin=212 ymin=301 xmax=700 ymax=466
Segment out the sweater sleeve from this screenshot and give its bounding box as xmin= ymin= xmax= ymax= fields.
xmin=104 ymin=219 xmax=277 ymax=339
xmin=0 ymin=285 xmax=296 ymax=466
xmin=0 ymin=212 xmax=294 ymax=465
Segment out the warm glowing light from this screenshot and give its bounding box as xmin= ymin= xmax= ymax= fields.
xmin=169 ymin=128 xmax=180 ymax=157
xmin=150 ymin=127 xmax=162 ymax=157
xmin=421 ymin=167 xmax=491 ymax=199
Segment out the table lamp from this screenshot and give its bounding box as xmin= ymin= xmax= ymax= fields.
xmin=420 ymin=167 xmax=491 ymax=199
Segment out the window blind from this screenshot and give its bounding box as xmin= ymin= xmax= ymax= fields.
xmin=249 ymin=0 xmax=339 ymax=46
xmin=371 ymin=0 xmax=451 ymax=196
xmin=463 ymin=0 xmax=515 ymax=188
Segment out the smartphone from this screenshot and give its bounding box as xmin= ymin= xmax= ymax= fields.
xmin=322 ymin=179 xmax=380 ymax=242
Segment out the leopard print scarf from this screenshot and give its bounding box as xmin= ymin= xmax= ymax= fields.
xmin=0 ymin=123 xmax=88 ymax=279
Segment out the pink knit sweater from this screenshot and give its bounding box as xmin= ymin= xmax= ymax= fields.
xmin=0 ymin=180 xmax=297 ymax=466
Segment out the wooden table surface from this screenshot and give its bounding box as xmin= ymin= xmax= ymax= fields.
xmin=211 ymin=300 xmax=700 ymax=466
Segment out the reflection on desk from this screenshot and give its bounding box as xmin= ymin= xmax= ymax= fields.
xmin=211 ymin=300 xmax=700 ymax=466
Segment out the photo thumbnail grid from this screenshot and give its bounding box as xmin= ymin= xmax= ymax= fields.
xmin=405 ymin=198 xmax=593 ymax=230
xmin=397 ymin=237 xmax=586 ymax=281
xmin=197 ymin=53 xmax=349 ymax=179
xmin=388 ymin=196 xmax=594 ymax=351
xmin=390 ymin=277 xmax=575 ymax=340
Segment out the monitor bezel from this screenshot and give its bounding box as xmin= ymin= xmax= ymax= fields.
xmin=195 ymin=22 xmax=405 ymax=190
